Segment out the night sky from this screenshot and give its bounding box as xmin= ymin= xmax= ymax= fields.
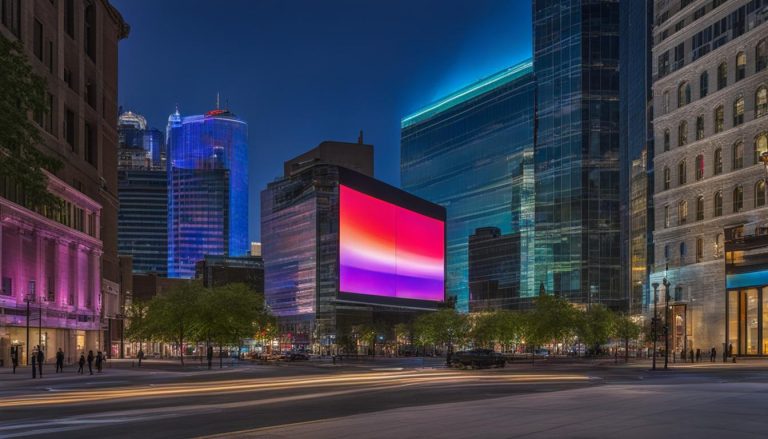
xmin=113 ymin=0 xmax=532 ymax=241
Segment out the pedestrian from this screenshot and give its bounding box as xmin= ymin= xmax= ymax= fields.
xmin=87 ymin=350 xmax=94 ymax=375
xmin=681 ymin=349 xmax=686 ymax=361
xmin=207 ymin=346 xmax=213 ymax=370
xmin=137 ymin=349 xmax=144 ymax=367
xmin=695 ymin=348 xmax=701 ymax=363
xmin=31 ymin=348 xmax=37 ymax=379
xmin=36 ymin=346 xmax=44 ymax=377
xmin=689 ymin=348 xmax=694 ymax=363
xmin=77 ymin=353 xmax=85 ymax=374
xmin=95 ymin=351 xmax=103 ymax=373
xmin=10 ymin=346 xmax=18 ymax=374
xmin=56 ymin=348 xmax=64 ymax=373
xmin=711 ymin=347 xmax=717 ymax=362
xmin=728 ymin=343 xmax=733 ymax=358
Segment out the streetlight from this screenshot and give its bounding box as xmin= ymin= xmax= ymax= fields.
xmin=651 ymin=283 xmax=659 ymax=371
xmin=24 ymin=293 xmax=33 ymax=366
xmin=663 ymin=277 xmax=671 ymax=370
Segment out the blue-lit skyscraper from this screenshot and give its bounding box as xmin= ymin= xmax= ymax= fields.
xmin=532 ymin=0 xmax=622 ymax=308
xmin=401 ymin=60 xmax=536 ymax=312
xmin=167 ymin=108 xmax=248 ymax=278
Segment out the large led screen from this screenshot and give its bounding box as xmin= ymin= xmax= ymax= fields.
xmin=339 ymin=185 xmax=445 ymax=302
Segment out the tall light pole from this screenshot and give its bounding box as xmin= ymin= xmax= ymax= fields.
xmin=24 ymin=293 xmax=32 ymax=366
xmin=663 ymin=277 xmax=671 ymax=369
xmin=651 ymin=283 xmax=659 ymax=371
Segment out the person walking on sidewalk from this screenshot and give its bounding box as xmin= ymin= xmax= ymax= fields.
xmin=95 ymin=351 xmax=103 ymax=373
xmin=87 ymin=350 xmax=94 ymax=375
xmin=56 ymin=348 xmax=64 ymax=373
xmin=711 ymin=347 xmax=717 ymax=362
xmin=10 ymin=346 xmax=18 ymax=374
xmin=138 ymin=349 xmax=144 ymax=367
xmin=36 ymin=346 xmax=44 ymax=378
xmin=77 ymin=353 xmax=85 ymax=374
xmin=31 ymin=348 xmax=37 ymax=379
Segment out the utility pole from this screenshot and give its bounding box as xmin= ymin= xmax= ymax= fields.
xmin=663 ymin=278 xmax=671 ymax=370
xmin=651 ymin=283 xmax=659 ymax=371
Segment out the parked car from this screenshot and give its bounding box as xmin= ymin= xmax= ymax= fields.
xmin=285 ymin=352 xmax=310 ymax=361
xmin=450 ymin=349 xmax=506 ymax=368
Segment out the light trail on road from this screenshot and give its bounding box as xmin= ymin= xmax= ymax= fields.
xmin=0 ymin=370 xmax=590 ymax=408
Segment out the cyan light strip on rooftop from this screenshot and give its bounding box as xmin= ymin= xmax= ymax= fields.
xmin=401 ymin=58 xmax=533 ymax=128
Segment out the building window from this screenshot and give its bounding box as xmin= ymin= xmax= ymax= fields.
xmin=664 ymin=166 xmax=671 ymax=190
xmin=695 ymin=154 xmax=704 ymax=180
xmin=0 ymin=277 xmax=11 ymax=296
xmin=736 ymin=52 xmax=746 ymax=81
xmin=84 ymin=2 xmax=95 ymax=61
xmin=47 ymin=40 xmax=54 ymax=73
xmin=733 ymin=141 xmax=744 ymax=170
xmin=663 ymin=91 xmax=670 ymax=114
xmin=1 ymin=0 xmax=21 ymax=37
xmin=659 ymin=52 xmax=670 ymax=77
xmin=678 ymin=81 xmax=691 ymax=107
xmin=664 ymin=129 xmax=671 ymax=151
xmin=45 ymin=93 xmax=54 ymax=135
xmin=678 ymin=159 xmax=687 ymax=185
xmin=664 ymin=205 xmax=670 ymax=228
xmin=714 ymin=233 xmax=723 ymax=257
xmin=696 ymin=237 xmax=703 ymax=262
xmin=696 ymin=195 xmax=704 ymax=220
xmin=700 ymin=71 xmax=709 ymax=98
xmin=84 ymin=122 xmax=97 ymax=166
xmin=678 ymin=120 xmax=688 ymax=146
xmin=714 ymin=105 xmax=724 ymax=133
xmin=63 ymin=67 xmax=74 ymax=91
xmin=664 ymin=244 xmax=670 ymax=261
xmin=65 ymin=0 xmax=75 ymax=38
xmin=678 ymin=200 xmax=688 ymax=225
xmin=756 ymin=180 xmax=766 ymax=208
xmin=696 ymin=116 xmax=704 ymax=140
xmin=756 ymin=134 xmax=768 ymax=164
xmin=714 ymin=148 xmax=723 ymax=175
xmin=680 ymin=242 xmax=687 ymax=261
xmin=757 ymin=87 xmax=767 ymax=118
xmin=717 ymin=62 xmax=728 ymax=90
xmin=64 ymin=108 xmax=76 ymax=151
xmin=714 ymin=191 xmax=723 ymax=216
xmin=733 ymin=185 xmax=744 ymax=212
xmin=33 ymin=19 xmax=43 ymax=61
xmin=758 ymin=40 xmax=768 ymax=72
xmin=733 ymin=97 xmax=744 ymax=126
xmin=85 ymin=80 xmax=96 ymax=109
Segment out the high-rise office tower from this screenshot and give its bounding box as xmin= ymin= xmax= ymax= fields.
xmin=0 ymin=0 xmax=128 ymax=364
xmin=532 ymin=0 xmax=622 ymax=308
xmin=117 ymin=111 xmax=168 ymax=276
xmin=166 ymin=107 xmax=248 ymax=278
xmin=620 ymin=0 xmax=654 ymax=315
xmin=650 ymin=0 xmax=768 ymax=355
xmin=401 ymin=60 xmax=536 ymax=312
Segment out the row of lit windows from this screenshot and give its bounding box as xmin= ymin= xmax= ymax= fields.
xmin=664 ymin=180 xmax=766 ymax=231
xmin=662 ymin=133 xmax=768 ymax=190
xmin=662 ymin=86 xmax=767 ymax=153
xmin=662 ymin=234 xmax=720 ymax=265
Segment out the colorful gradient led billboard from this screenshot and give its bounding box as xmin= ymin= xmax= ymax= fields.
xmin=339 ymin=185 xmax=445 ymax=302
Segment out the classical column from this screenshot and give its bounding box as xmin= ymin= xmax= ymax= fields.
xmin=35 ymin=230 xmax=44 ymax=303
xmin=0 ymin=221 xmax=4 ymax=294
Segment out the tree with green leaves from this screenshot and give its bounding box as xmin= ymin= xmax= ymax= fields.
xmin=393 ymin=322 xmax=411 ymax=356
xmin=413 ymin=308 xmax=470 ymax=356
xmin=526 ymin=295 xmax=577 ymax=355
xmin=0 ymin=35 xmax=61 ymax=210
xmin=145 ymin=282 xmax=203 ymax=365
xmin=613 ymin=313 xmax=642 ymax=362
xmin=124 ymin=300 xmax=149 ymax=354
xmin=495 ymin=310 xmax=525 ymax=352
xmin=574 ymin=304 xmax=616 ymax=356
xmin=470 ymin=312 xmax=499 ymax=349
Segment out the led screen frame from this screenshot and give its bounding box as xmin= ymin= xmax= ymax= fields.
xmin=337 ymin=168 xmax=446 ymax=310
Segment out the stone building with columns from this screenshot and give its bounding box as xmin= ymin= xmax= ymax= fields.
xmin=0 ymin=0 xmax=128 ymax=364
xmin=650 ymin=0 xmax=768 ymax=355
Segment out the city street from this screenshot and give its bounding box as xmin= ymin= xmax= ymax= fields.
xmin=2 ymin=359 xmax=768 ymax=438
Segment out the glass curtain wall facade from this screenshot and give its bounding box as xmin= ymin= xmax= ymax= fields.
xmin=167 ymin=110 xmax=248 ymax=278
xmin=117 ymin=170 xmax=168 ymax=275
xmin=619 ymin=0 xmax=654 ymax=314
xmin=533 ymin=0 xmax=622 ymax=308
xmin=400 ymin=60 xmax=536 ymax=312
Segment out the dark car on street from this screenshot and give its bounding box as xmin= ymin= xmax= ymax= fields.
xmin=450 ymin=349 xmax=506 ymax=368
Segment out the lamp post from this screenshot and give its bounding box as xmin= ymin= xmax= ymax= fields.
xmin=663 ymin=278 xmax=671 ymax=369
xmin=651 ymin=283 xmax=659 ymax=371
xmin=24 ymin=293 xmax=33 ymax=366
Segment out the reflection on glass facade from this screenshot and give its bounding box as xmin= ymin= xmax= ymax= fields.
xmin=117 ymin=170 xmax=168 ymax=275
xmin=620 ymin=0 xmax=653 ymax=314
xmin=468 ymin=227 xmax=520 ymax=312
xmin=118 ymin=111 xmax=166 ymax=169
xmin=167 ymin=109 xmax=248 ymax=278
xmin=533 ymin=0 xmax=622 ymax=308
xmin=401 ymin=60 xmax=536 ymax=312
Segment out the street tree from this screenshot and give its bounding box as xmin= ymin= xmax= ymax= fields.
xmin=574 ymin=304 xmax=615 ymax=356
xmin=527 ymin=295 xmax=576 ymax=355
xmin=613 ymin=313 xmax=642 ymax=362
xmin=145 ymin=282 xmax=203 ymax=365
xmin=124 ymin=300 xmax=149 ymax=354
xmin=0 ymin=35 xmax=61 ymax=210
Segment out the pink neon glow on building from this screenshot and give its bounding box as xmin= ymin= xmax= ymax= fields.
xmin=339 ymin=185 xmax=444 ymax=301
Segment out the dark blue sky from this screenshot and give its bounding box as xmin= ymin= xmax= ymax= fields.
xmin=113 ymin=0 xmax=532 ymax=241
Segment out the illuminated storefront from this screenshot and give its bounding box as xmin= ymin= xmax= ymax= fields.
xmin=725 ymin=226 xmax=768 ymax=356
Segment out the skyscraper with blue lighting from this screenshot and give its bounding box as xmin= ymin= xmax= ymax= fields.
xmin=401 ymin=60 xmax=536 ymax=312
xmin=166 ymin=107 xmax=249 ymax=278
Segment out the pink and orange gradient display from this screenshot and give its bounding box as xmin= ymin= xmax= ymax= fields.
xmin=339 ymin=185 xmax=445 ymax=302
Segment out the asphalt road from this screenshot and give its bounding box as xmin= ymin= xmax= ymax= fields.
xmin=1 ymin=358 xmax=767 ymax=438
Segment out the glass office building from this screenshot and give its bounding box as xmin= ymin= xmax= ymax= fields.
xmin=117 ymin=169 xmax=168 ymax=275
xmin=401 ymin=60 xmax=536 ymax=312
xmin=532 ymin=0 xmax=622 ymax=308
xmin=167 ymin=109 xmax=248 ymax=278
